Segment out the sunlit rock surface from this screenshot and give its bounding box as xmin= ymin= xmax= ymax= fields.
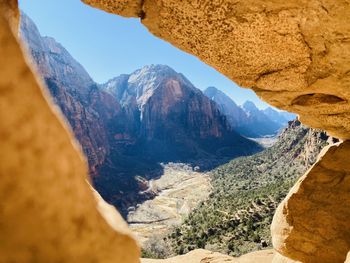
xmin=0 ymin=4 xmax=139 ymax=263
xmin=82 ymin=0 xmax=142 ymax=17
xmin=272 ymin=141 xmax=350 ymax=263
xmin=142 ymin=249 xmax=275 ymax=263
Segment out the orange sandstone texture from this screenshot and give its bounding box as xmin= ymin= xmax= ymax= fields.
xmin=141 ymin=249 xmax=275 ymax=263
xmin=81 ymin=0 xmax=143 ymax=17
xmin=0 ymin=3 xmax=139 ymax=263
xmin=271 ymin=142 xmax=350 ymax=263
xmin=0 ymin=0 xmax=19 ymax=29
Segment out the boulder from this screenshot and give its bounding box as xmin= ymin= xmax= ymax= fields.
xmin=272 ymin=142 xmax=350 ymax=263
xmin=141 ymin=249 xmax=275 ymax=263
xmin=0 ymin=4 xmax=139 ymax=263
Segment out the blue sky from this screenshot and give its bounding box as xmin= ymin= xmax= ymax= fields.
xmin=19 ymin=0 xmax=271 ymax=109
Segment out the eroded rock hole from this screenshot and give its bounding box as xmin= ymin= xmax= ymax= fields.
xmin=14 ymin=1 xmax=336 ymax=262
xmin=292 ymin=93 xmax=346 ymax=106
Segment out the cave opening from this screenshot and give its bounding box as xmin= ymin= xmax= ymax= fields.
xmin=14 ymin=0 xmax=336 ymax=261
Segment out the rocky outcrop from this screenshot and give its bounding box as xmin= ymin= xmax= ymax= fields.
xmin=20 ymin=13 xmax=116 ymax=174
xmin=82 ymin=0 xmax=142 ymax=17
xmin=139 ymin=0 xmax=350 ymax=141
xmin=271 ymin=141 xmax=350 ymax=263
xmin=0 ymin=0 xmax=18 ymax=29
xmin=0 ymin=5 xmax=139 ymax=262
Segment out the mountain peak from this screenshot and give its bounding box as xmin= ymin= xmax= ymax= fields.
xmin=130 ymin=64 xmax=178 ymax=79
xmin=103 ymin=64 xmax=199 ymax=108
xmin=242 ymin=101 xmax=259 ymax=112
xmin=204 ymin=86 xmax=220 ymax=96
xmin=204 ymin=87 xmax=237 ymax=106
xmin=20 ymin=12 xmax=94 ymax=94
xmin=204 ymin=86 xmax=223 ymax=100
xmin=264 ymin=107 xmax=277 ymax=114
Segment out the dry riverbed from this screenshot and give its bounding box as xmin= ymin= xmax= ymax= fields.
xmin=127 ymin=163 xmax=212 ymax=245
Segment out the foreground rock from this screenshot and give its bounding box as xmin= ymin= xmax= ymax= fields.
xmin=0 ymin=4 xmax=139 ymax=263
xmin=2 ymin=0 xmax=350 ymax=262
xmin=272 ymin=141 xmax=350 ymax=263
xmin=142 ymin=249 xmax=275 ymax=263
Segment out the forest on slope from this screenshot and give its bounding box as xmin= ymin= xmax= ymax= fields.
xmin=143 ymin=120 xmax=333 ymax=258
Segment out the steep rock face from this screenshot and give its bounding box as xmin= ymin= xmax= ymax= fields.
xmin=204 ymin=87 xmax=248 ymax=128
xmin=240 ymin=101 xmax=281 ymax=137
xmin=20 ymin=14 xmax=120 ymax=174
xmin=103 ymin=0 xmax=350 ymax=141
xmin=271 ymin=141 xmax=350 ymax=263
xmin=20 ymin=14 xmax=145 ymax=213
xmin=204 ymin=87 xmax=295 ymax=138
xmin=0 ymin=6 xmax=140 ymax=263
xmin=102 ymin=65 xmax=263 ymax=163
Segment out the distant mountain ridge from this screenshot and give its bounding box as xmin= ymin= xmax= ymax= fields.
xmin=204 ymin=87 xmax=295 ymax=138
xmin=20 ymin=13 xmax=262 ymax=216
xmin=101 ymin=65 xmax=262 ymax=162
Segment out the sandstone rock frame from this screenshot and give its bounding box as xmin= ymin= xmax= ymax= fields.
xmin=0 ymin=1 xmax=139 ymax=263
xmin=1 ymin=0 xmax=350 ymax=262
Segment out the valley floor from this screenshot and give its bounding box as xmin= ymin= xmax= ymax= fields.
xmin=248 ymin=136 xmax=278 ymax=148
xmin=127 ymin=163 xmax=212 ymax=246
